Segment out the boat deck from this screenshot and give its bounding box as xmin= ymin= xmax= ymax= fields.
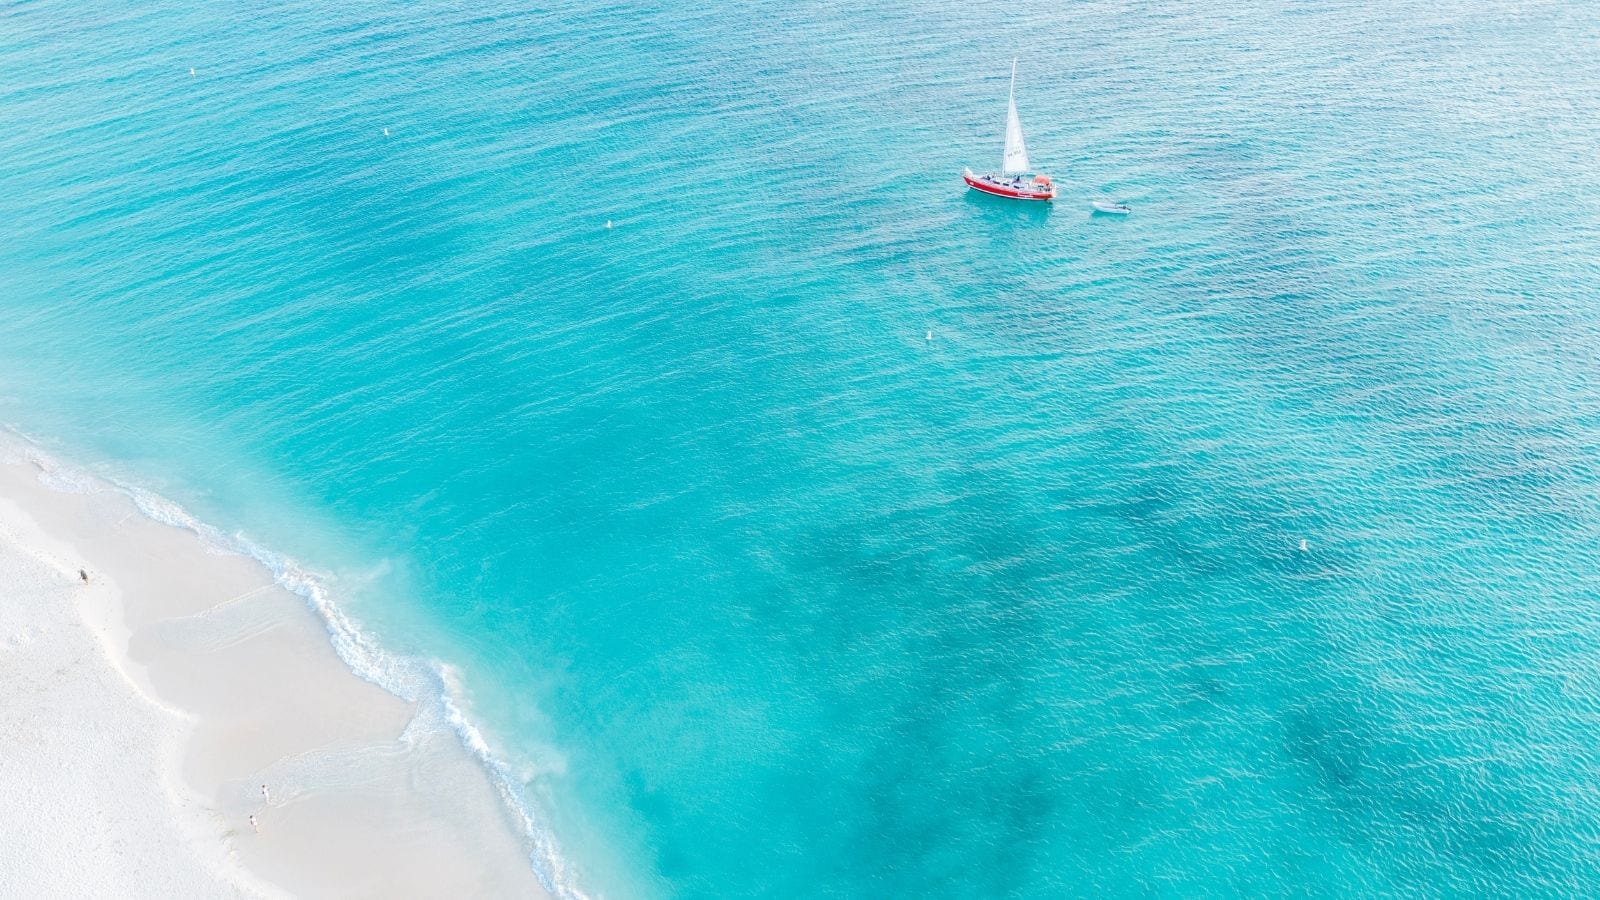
xmin=964 ymin=171 xmax=1056 ymax=201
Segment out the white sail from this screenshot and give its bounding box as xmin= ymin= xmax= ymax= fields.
xmin=1002 ymin=59 xmax=1029 ymax=174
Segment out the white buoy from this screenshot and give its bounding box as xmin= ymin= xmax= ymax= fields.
xmin=189 ymin=67 xmax=196 ymax=76
xmin=926 ymin=329 xmax=933 ymax=341
xmin=1298 ymin=539 xmax=1309 ymax=552
xmin=383 ymin=127 xmax=389 ymax=137
xmin=604 ymin=220 xmax=613 ymax=229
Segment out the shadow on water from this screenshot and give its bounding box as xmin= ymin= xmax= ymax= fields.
xmin=961 ymin=187 xmax=1054 ymax=226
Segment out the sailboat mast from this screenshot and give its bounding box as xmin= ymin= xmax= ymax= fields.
xmin=1001 ymin=58 xmax=1029 ymax=174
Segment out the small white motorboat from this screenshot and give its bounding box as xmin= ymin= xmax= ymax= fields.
xmin=1091 ymin=200 xmax=1131 ymax=214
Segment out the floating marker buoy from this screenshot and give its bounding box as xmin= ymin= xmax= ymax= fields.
xmin=383 ymin=128 xmax=389 ymax=137
xmin=1299 ymin=539 xmax=1309 ymax=552
xmin=189 ymin=67 xmax=196 ymax=76
xmin=604 ymin=220 xmax=613 ymax=229
xmin=926 ymin=329 xmax=933 ymax=341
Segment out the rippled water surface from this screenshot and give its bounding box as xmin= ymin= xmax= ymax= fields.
xmin=4 ymin=0 xmax=1600 ymax=895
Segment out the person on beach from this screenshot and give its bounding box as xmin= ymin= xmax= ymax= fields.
xmin=78 ymin=569 xmax=88 ymax=583
xmin=261 ymin=784 xmax=270 ymax=802
xmin=249 ymin=815 xmax=259 ymax=833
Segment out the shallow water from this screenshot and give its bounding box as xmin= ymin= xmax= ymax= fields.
xmin=4 ymin=0 xmax=1600 ymax=895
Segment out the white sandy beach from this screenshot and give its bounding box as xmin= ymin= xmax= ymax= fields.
xmin=0 ymin=448 xmax=548 ymax=898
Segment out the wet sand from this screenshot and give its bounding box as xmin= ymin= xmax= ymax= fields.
xmin=0 ymin=449 xmax=547 ymax=898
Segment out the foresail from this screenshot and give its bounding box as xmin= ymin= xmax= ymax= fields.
xmin=1002 ymin=96 xmax=1029 ymax=174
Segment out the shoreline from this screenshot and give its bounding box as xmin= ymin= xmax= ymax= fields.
xmin=0 ymin=439 xmax=552 ymax=897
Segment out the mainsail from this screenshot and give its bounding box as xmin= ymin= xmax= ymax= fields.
xmin=1002 ymin=59 xmax=1029 ymax=174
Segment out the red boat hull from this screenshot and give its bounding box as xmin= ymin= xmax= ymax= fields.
xmin=963 ymin=172 xmax=1055 ymax=201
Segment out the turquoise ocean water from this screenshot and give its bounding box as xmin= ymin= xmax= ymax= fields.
xmin=5 ymin=0 xmax=1600 ymax=894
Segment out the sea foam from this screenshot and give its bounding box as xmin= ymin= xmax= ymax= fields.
xmin=7 ymin=431 xmax=584 ymax=900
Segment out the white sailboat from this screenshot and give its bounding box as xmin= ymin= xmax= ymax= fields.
xmin=964 ymin=60 xmax=1056 ymax=201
